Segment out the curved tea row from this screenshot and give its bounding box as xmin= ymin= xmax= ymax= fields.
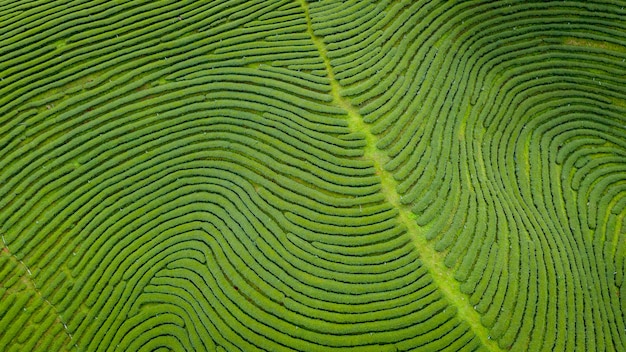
xmin=1 ymin=0 xmax=477 ymax=351
xmin=1 ymin=0 xmax=625 ymax=351
xmin=310 ymin=0 xmax=626 ymax=350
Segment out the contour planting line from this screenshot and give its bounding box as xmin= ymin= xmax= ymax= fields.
xmin=0 ymin=236 xmax=78 ymax=349
xmin=298 ymin=1 xmax=501 ymax=350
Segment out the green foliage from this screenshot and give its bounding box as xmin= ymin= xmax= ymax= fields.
xmin=1 ymin=0 xmax=625 ymax=351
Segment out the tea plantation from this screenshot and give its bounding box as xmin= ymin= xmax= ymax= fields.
xmin=0 ymin=0 xmax=625 ymax=351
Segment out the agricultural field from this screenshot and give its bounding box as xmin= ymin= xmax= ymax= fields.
xmin=1 ymin=0 xmax=626 ymax=351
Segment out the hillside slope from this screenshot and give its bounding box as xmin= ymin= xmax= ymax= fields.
xmin=0 ymin=0 xmax=625 ymax=351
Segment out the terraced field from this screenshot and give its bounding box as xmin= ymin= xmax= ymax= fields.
xmin=1 ymin=0 xmax=626 ymax=351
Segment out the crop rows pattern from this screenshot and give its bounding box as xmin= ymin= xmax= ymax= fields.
xmin=0 ymin=0 xmax=625 ymax=351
